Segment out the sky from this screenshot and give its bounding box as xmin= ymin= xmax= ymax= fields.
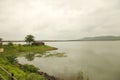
xmin=0 ymin=0 xmax=120 ymax=40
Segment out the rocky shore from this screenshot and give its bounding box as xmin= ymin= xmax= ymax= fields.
xmin=18 ymin=63 xmax=59 ymax=80
xmin=38 ymin=72 xmax=60 ymax=80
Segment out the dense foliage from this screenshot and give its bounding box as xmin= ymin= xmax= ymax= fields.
xmin=21 ymin=64 xmax=39 ymax=73
xmin=25 ymin=35 xmax=35 ymax=45
xmin=0 ymin=44 xmax=56 ymax=80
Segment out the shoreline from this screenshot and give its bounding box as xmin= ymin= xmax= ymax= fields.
xmin=18 ymin=63 xmax=60 ymax=80
xmin=0 ymin=44 xmax=59 ymax=80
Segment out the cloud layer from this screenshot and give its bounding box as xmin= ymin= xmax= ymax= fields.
xmin=0 ymin=0 xmax=120 ymax=40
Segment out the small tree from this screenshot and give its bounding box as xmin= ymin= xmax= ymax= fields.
xmin=25 ymin=35 xmax=35 ymax=45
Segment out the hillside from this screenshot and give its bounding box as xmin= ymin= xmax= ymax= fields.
xmin=80 ymin=36 xmax=120 ymax=41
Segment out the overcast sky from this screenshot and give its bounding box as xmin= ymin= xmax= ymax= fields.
xmin=0 ymin=0 xmax=120 ymax=40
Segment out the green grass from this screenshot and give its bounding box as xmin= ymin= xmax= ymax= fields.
xmin=0 ymin=44 xmax=57 ymax=80
xmin=0 ymin=58 xmax=46 ymax=80
xmin=3 ymin=44 xmax=56 ymax=53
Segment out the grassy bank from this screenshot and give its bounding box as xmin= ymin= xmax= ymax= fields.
xmin=2 ymin=44 xmax=57 ymax=55
xmin=0 ymin=44 xmax=57 ymax=80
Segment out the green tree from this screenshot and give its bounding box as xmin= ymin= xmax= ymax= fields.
xmin=25 ymin=35 xmax=35 ymax=45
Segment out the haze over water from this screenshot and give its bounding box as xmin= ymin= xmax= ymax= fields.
xmin=18 ymin=41 xmax=120 ymax=80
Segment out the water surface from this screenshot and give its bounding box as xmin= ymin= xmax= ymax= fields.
xmin=17 ymin=41 xmax=120 ymax=80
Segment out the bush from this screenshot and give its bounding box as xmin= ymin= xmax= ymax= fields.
xmin=25 ymin=73 xmax=46 ymax=80
xmin=22 ymin=64 xmax=39 ymax=73
xmin=6 ymin=55 xmax=17 ymax=64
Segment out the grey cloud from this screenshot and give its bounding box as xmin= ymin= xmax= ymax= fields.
xmin=0 ymin=0 xmax=120 ymax=40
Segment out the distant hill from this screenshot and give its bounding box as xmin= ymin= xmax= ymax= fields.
xmin=80 ymin=36 xmax=120 ymax=41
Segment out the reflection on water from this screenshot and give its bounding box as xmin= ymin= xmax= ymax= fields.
xmin=25 ymin=53 xmax=35 ymax=61
xmin=24 ymin=51 xmax=66 ymax=61
xmin=17 ymin=41 xmax=120 ymax=80
xmin=44 ymin=52 xmax=66 ymax=57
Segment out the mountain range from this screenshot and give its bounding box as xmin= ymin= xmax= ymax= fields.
xmin=79 ymin=36 xmax=120 ymax=41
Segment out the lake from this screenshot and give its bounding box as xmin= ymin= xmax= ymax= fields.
xmin=17 ymin=41 xmax=120 ymax=80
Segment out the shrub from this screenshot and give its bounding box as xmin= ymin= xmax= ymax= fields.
xmin=25 ymin=73 xmax=46 ymax=80
xmin=22 ymin=64 xmax=39 ymax=73
xmin=6 ymin=55 xmax=17 ymax=64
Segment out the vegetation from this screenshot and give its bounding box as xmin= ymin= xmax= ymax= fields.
xmin=45 ymin=52 xmax=66 ymax=57
xmin=0 ymin=38 xmax=2 ymax=47
xmin=25 ymin=73 xmax=46 ymax=80
xmin=0 ymin=35 xmax=57 ymax=80
xmin=24 ymin=52 xmax=66 ymax=61
xmin=0 ymin=55 xmax=46 ymax=80
xmin=2 ymin=44 xmax=56 ymax=55
xmin=25 ymin=53 xmax=35 ymax=61
xmin=25 ymin=34 xmax=35 ymax=45
xmin=21 ymin=64 xmax=39 ymax=73
xmin=0 ymin=35 xmax=86 ymax=80
xmin=0 ymin=44 xmax=56 ymax=80
xmin=6 ymin=55 xmax=17 ymax=64
xmin=7 ymin=42 xmax=14 ymax=46
xmin=0 ymin=38 xmax=2 ymax=42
